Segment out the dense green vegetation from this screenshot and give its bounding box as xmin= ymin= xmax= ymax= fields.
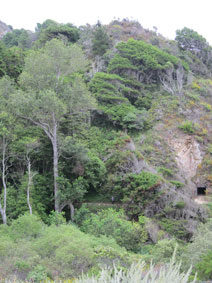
xmin=92 ymin=21 xmax=110 ymax=56
xmin=0 ymin=18 xmax=212 ymax=281
xmin=0 ymin=213 xmax=133 ymax=281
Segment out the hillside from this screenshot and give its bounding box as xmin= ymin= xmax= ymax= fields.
xmin=0 ymin=18 xmax=212 ymax=281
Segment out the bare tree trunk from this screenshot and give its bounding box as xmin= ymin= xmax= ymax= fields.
xmin=1 ymin=137 xmax=7 ymax=224
xmin=26 ymin=156 xmax=33 ymax=215
xmin=70 ymin=203 xmax=75 ymax=222
xmin=1 ymin=211 xmax=6 ymax=225
xmin=160 ymin=65 xmax=185 ymax=97
xmin=59 ymin=201 xmax=75 ymax=222
xmin=52 ymin=116 xmax=59 ymax=211
xmin=24 ymin=113 xmax=60 ymax=212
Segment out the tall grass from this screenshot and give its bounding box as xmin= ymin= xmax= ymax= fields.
xmin=77 ymin=253 xmax=196 ymax=283
xmin=2 ymin=251 xmax=196 ymax=283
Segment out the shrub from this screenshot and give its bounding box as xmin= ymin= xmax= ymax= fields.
xmin=158 ymin=167 xmax=173 ymax=177
xmin=191 ymin=81 xmax=201 ymax=90
xmin=75 ymin=204 xmax=91 ymax=226
xmin=182 ymin=219 xmax=212 ymax=271
xmin=83 ymin=152 xmax=107 ymax=191
xmin=33 ymin=224 xmax=131 ymax=279
xmin=0 ymin=214 xmax=133 ymax=280
xmin=186 ymin=92 xmax=200 ymax=101
xmin=150 ymin=238 xmax=180 ymax=263
xmin=9 ymin=213 xmax=44 ymax=240
xmin=92 ymin=22 xmax=110 ymax=56
xmin=80 ymin=208 xmax=148 ymax=252
xmin=178 ymin=121 xmax=195 ymax=134
xmin=109 ymin=171 xmax=160 ymax=218
xmin=108 ymin=39 xmax=183 ymax=84
xmin=193 ymin=250 xmax=212 ymax=281
xmin=101 ymin=104 xmax=150 ymax=130
xmin=27 ymin=265 xmax=47 ymax=283
xmin=170 ymin=180 xmax=184 ymax=188
xmin=175 ymin=201 xmax=186 ymax=209
xmin=158 ymin=218 xmax=190 ymax=240
xmin=47 ymin=211 xmax=66 ymax=226
xmin=201 ymin=102 xmax=212 ymax=111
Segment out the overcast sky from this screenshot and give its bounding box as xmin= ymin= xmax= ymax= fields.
xmin=1 ymin=0 xmax=212 ymax=44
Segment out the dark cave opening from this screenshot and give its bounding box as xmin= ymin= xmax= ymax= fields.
xmin=197 ymin=187 xmax=206 ymax=196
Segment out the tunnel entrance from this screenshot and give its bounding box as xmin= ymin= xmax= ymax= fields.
xmin=197 ymin=187 xmax=206 ymax=196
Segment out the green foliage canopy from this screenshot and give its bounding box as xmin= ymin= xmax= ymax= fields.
xmin=2 ymin=29 xmax=32 ymax=49
xmin=92 ymin=22 xmax=110 ymax=56
xmin=108 ymin=39 xmax=184 ymax=83
xmin=80 ymin=208 xmax=148 ymax=252
xmin=176 ymin=27 xmax=212 ymax=68
xmin=35 ymin=20 xmax=79 ymax=45
xmin=0 ymin=213 xmax=131 ymax=280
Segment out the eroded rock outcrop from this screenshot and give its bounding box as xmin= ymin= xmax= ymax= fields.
xmin=168 ymin=135 xmax=202 ymax=179
xmin=122 ymin=137 xmax=207 ymax=240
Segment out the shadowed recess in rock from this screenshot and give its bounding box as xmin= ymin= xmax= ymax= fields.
xmin=197 ymin=187 xmax=206 ymax=196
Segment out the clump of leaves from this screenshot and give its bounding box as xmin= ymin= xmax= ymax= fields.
xmin=158 ymin=167 xmax=174 ymax=177
xmin=170 ymin=180 xmax=184 ymax=188
xmin=80 ymin=208 xmax=148 ymax=252
xmin=175 ymin=201 xmax=186 ymax=209
xmin=178 ymin=121 xmax=195 ymax=134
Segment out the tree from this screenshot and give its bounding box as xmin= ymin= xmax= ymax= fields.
xmin=35 ymin=19 xmax=79 ymax=46
xmin=160 ymin=63 xmax=186 ymax=96
xmin=182 ymin=219 xmax=212 ymax=272
xmin=5 ymin=47 xmax=25 ymax=81
xmin=92 ymin=22 xmax=110 ymax=56
xmin=0 ymin=42 xmax=7 ymax=77
xmin=2 ymin=29 xmax=32 ymax=49
xmin=57 ymin=176 xmax=87 ymax=221
xmin=107 ymin=38 xmax=190 ymax=86
xmin=0 ymin=42 xmax=25 ymax=81
xmin=13 ymin=136 xmax=40 ymax=215
xmin=89 ymin=72 xmax=149 ymax=130
xmin=0 ymin=77 xmax=16 ymax=224
xmin=175 ymin=27 xmax=212 ymax=68
xmin=194 ymin=250 xmax=212 ymax=281
xmin=176 ymin=27 xmax=207 ymax=53
xmin=35 ymin=19 xmax=58 ymax=32
xmin=14 ymin=39 xmax=95 ymax=211
xmin=80 ymin=208 xmax=148 ymax=252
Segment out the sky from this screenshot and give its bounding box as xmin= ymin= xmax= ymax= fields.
xmin=1 ymin=0 xmax=212 ymax=44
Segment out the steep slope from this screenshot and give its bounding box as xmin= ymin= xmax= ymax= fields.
xmin=85 ymin=21 xmax=212 ymax=241
xmin=131 ymin=77 xmax=212 ymax=236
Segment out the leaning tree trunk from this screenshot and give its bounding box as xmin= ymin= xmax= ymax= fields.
xmin=59 ymin=201 xmax=75 ymax=222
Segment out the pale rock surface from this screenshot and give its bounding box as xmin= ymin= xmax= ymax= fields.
xmin=168 ymin=135 xmax=202 ymax=179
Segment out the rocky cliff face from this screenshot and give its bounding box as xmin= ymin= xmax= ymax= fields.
xmin=123 ymin=136 xmax=207 ymax=240
xmin=128 ymin=80 xmax=212 ymax=239
xmin=0 ymin=20 xmax=12 ymax=39
xmin=168 ymin=135 xmax=202 ymax=179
